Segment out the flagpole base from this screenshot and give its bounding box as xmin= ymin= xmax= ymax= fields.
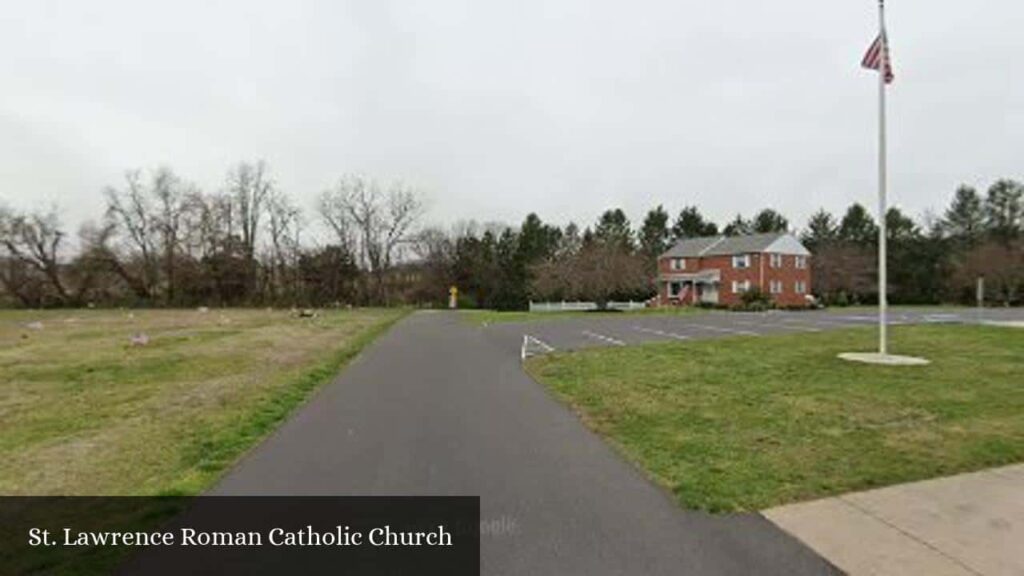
xmin=838 ymin=352 xmax=930 ymax=366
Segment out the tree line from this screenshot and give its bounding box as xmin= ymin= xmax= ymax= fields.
xmin=1 ymin=162 xmax=423 ymax=308
xmin=2 ymin=164 xmax=1022 ymax=309
xmin=417 ymin=180 xmax=1024 ymax=309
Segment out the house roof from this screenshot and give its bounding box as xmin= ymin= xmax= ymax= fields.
xmin=661 ymin=233 xmax=810 ymax=258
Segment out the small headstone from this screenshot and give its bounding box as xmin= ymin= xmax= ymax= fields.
xmin=25 ymin=321 xmax=43 ymax=330
xmin=130 ymin=333 xmax=150 ymax=347
xmin=197 ymin=306 xmax=210 ymax=314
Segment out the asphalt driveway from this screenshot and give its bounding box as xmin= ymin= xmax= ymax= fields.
xmin=214 ymin=312 xmax=838 ymax=575
xmin=499 ymin=307 xmax=1024 ymax=356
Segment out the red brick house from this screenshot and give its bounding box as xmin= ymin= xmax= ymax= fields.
xmin=656 ymin=233 xmax=812 ymax=307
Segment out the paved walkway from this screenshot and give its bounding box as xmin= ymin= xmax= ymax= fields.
xmin=765 ymin=464 xmax=1024 ymax=576
xmin=214 ymin=312 xmax=836 ymax=575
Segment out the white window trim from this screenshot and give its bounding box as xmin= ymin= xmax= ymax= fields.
xmin=732 ymin=254 xmax=750 ymax=269
xmin=770 ymin=280 xmax=783 ymax=294
xmin=795 ymin=281 xmax=807 ymax=294
xmin=795 ymin=256 xmax=807 ymax=269
xmin=769 ymin=253 xmax=783 ymax=269
xmin=668 ymin=281 xmax=682 ymax=297
xmin=732 ymin=280 xmax=751 ymax=294
xmin=669 ymin=258 xmax=685 ymax=271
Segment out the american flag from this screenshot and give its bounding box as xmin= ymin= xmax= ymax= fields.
xmin=862 ymin=32 xmax=894 ymax=84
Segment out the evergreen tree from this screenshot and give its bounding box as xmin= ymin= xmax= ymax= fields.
xmin=838 ymin=203 xmax=878 ymax=245
xmin=517 ymin=213 xmax=561 ymax=263
xmin=593 ymin=209 xmax=634 ymax=250
xmin=751 ymin=208 xmax=789 ymax=234
xmin=885 ymin=207 xmax=919 ymax=243
xmin=801 ymin=208 xmax=838 ymax=252
xmin=671 ymin=206 xmax=718 ymax=239
xmin=943 ymin=185 xmax=985 ymax=245
xmin=639 ymin=205 xmax=671 ymax=259
xmin=984 ymin=179 xmax=1023 ymax=243
xmin=722 ymin=214 xmax=751 ymax=236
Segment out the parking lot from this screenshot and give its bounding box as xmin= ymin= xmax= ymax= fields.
xmin=486 ymin=308 xmax=1024 ymax=358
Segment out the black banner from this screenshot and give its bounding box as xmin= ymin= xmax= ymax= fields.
xmin=0 ymin=496 xmax=479 ymax=575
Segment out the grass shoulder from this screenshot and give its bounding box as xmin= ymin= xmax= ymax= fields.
xmin=525 ymin=324 xmax=1024 ymax=512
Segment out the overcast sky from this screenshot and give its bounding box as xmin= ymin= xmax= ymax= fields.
xmin=2 ymin=0 xmax=1021 ymax=236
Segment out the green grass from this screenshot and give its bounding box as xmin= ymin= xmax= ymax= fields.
xmin=461 ymin=306 xmax=707 ymax=326
xmin=0 ymin=307 xmax=407 ymax=495
xmin=525 ymin=325 xmax=1024 ymax=513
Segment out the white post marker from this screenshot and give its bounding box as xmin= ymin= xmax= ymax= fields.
xmin=976 ymin=276 xmax=985 ymax=323
xmin=839 ymin=0 xmax=929 ymax=367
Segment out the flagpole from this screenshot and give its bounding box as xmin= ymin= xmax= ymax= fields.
xmin=877 ymin=0 xmax=889 ymax=356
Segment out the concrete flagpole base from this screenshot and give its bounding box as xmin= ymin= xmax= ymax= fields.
xmin=838 ymin=352 xmax=930 ymax=366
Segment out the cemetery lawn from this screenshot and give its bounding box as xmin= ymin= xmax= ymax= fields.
xmin=0 ymin=308 xmax=406 ymax=495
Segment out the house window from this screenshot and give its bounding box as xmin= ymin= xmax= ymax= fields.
xmin=769 ymin=253 xmax=783 ymax=268
xmin=795 ymin=256 xmax=807 ymax=269
xmin=668 ymin=281 xmax=682 ymax=298
xmin=770 ymin=280 xmax=783 ymax=294
xmin=670 ymin=258 xmax=686 ymax=271
xmin=795 ymin=281 xmax=807 ymax=294
xmin=732 ymin=254 xmax=750 ymax=269
xmin=732 ymin=280 xmax=751 ymax=294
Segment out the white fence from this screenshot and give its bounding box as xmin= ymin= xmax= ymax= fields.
xmin=528 ymin=300 xmax=648 ymax=313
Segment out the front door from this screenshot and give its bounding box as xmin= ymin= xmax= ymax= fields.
xmin=700 ymin=283 xmax=719 ymax=304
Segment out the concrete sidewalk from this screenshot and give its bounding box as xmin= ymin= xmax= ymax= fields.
xmin=765 ymin=464 xmax=1024 ymax=575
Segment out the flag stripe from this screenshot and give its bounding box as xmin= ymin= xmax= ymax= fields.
xmin=861 ymin=32 xmax=894 ymax=83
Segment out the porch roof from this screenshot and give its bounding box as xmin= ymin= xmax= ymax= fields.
xmin=658 ymin=270 xmax=720 ymax=283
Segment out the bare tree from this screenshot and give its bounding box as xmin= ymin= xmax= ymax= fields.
xmin=104 ymin=170 xmax=159 ymax=299
xmin=532 ymin=241 xmax=649 ymax=309
xmin=265 ymin=189 xmax=303 ymax=302
xmin=226 ymin=161 xmax=273 ymax=265
xmin=955 ymin=240 xmax=1024 ymax=305
xmin=317 ymin=179 xmax=358 ymax=255
xmin=0 ymin=206 xmax=72 ymax=303
xmin=319 ymin=175 xmax=424 ymax=303
xmin=152 ymin=168 xmax=195 ymax=303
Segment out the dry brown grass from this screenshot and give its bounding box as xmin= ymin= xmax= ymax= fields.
xmin=0 ymin=307 xmax=405 ymax=495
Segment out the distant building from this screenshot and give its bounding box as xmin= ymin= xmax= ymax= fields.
xmin=656 ymin=233 xmax=812 ymax=307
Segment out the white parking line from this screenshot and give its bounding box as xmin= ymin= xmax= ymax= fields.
xmin=633 ymin=326 xmax=691 ymax=341
xmin=732 ymin=320 xmax=820 ymax=333
xmin=779 ymin=317 xmax=849 ymax=328
xmin=690 ymin=324 xmax=760 ymax=337
xmin=923 ymin=314 xmax=961 ymax=323
xmin=582 ymin=330 xmax=626 ymax=346
xmin=521 ymin=335 xmax=555 ymax=360
xmin=770 ymin=319 xmax=828 ymax=332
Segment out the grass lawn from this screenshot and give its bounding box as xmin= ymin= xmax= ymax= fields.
xmin=461 ymin=306 xmax=707 ymax=326
xmin=525 ymin=325 xmax=1024 ymax=513
xmin=0 ymin=307 xmax=406 ymax=495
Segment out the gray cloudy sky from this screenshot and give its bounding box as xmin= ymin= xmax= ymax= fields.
xmin=2 ymin=0 xmax=1022 ymax=235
